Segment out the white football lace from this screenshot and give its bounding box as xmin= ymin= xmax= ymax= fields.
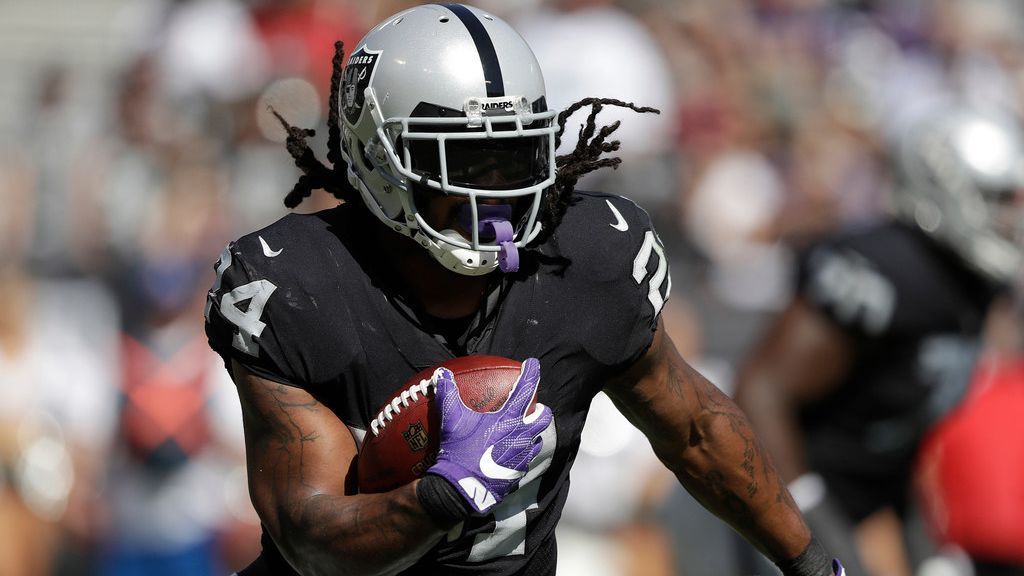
xmin=369 ymin=378 xmax=434 ymax=436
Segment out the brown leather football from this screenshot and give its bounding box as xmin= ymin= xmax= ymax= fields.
xmin=356 ymin=355 xmax=526 ymax=494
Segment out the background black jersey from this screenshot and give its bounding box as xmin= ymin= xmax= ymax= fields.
xmin=205 ymin=191 xmax=670 ymax=575
xmin=794 ymin=219 xmax=996 ymax=522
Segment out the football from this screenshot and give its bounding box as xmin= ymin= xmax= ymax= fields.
xmin=356 ymin=355 xmax=529 ymax=494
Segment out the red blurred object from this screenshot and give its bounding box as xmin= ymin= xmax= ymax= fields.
xmin=120 ymin=335 xmax=215 ymax=465
xmin=356 ymin=355 xmax=526 ymax=494
xmin=251 ymin=2 xmax=366 ymax=98
xmin=915 ymin=357 xmax=1024 ymax=565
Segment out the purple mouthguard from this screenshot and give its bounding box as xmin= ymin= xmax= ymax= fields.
xmin=456 ymin=204 xmax=519 ymax=273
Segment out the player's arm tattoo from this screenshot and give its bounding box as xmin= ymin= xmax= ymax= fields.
xmin=605 ymin=323 xmax=812 ymax=563
xmin=243 ymin=381 xmax=322 ymax=494
xmin=233 ymin=361 xmax=444 ymax=576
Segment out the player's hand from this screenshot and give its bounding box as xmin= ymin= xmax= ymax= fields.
xmin=426 ymin=358 xmax=552 ymax=514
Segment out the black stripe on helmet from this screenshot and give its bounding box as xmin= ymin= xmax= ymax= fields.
xmin=441 ymin=4 xmax=505 ymax=97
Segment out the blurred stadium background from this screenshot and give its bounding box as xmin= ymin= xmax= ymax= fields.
xmin=0 ymin=1 xmax=1021 ymax=575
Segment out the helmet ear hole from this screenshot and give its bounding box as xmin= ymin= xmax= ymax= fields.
xmin=439 ymin=16 xmax=450 ymax=23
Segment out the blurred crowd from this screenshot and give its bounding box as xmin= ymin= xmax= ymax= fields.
xmin=0 ymin=0 xmax=1022 ymax=575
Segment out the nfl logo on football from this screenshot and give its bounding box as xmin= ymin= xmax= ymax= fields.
xmin=402 ymin=422 xmax=429 ymax=452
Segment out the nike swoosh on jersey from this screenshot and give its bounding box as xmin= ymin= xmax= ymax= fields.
xmin=606 ymin=199 xmax=629 ymax=232
xmin=479 ymin=445 xmax=526 ymax=481
xmin=458 ymin=477 xmax=497 ymax=511
xmin=259 ymin=236 xmax=283 ymax=257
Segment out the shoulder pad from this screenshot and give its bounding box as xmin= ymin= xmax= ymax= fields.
xmin=554 ymin=192 xmax=671 ymax=320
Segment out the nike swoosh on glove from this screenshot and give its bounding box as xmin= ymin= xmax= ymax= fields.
xmin=426 ymin=358 xmax=552 ymax=514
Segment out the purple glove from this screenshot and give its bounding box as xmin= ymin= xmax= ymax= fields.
xmin=427 ymin=358 xmax=552 ymax=514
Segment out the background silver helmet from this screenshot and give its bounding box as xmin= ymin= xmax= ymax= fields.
xmin=892 ymin=104 xmax=1024 ymax=285
xmin=339 ymin=4 xmax=558 ymax=276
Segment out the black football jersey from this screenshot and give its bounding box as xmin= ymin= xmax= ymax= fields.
xmin=205 ymin=191 xmax=670 ymax=575
xmin=794 ymin=220 xmax=996 ymax=521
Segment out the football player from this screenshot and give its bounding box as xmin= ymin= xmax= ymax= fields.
xmin=734 ymin=104 xmax=1024 ymax=576
xmin=205 ymin=4 xmax=843 ymax=576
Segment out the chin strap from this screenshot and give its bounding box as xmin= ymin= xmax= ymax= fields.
xmin=458 ymin=204 xmax=520 ymax=273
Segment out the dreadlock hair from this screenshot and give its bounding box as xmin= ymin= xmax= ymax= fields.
xmin=534 ymin=98 xmax=659 ymax=244
xmin=273 ymin=41 xmax=358 ymax=209
xmin=273 ymin=42 xmax=660 ymax=242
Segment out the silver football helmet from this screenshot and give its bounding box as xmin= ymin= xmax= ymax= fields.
xmin=339 ymin=4 xmax=558 ymax=275
xmin=893 ymin=105 xmax=1024 ymax=284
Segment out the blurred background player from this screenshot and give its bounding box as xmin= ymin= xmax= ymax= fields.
xmin=913 ymin=251 xmax=1024 ymax=575
xmin=98 ymin=157 xmax=259 ymax=576
xmin=0 ymin=139 xmax=119 ymax=576
xmin=735 ymin=103 xmax=1024 ymax=576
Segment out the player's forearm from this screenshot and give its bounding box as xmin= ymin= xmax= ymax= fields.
xmin=671 ymin=393 xmax=811 ymax=562
xmin=270 ymin=480 xmax=445 ymax=576
xmin=610 ymin=376 xmax=812 ymax=562
xmin=605 ymin=325 xmax=813 ymax=563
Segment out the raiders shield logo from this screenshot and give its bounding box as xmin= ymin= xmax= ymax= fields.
xmin=402 ymin=422 xmax=429 ymax=452
xmin=342 ymin=47 xmax=381 ymax=125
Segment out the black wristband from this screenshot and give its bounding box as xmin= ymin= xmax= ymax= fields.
xmin=416 ymin=473 xmax=473 ymax=529
xmin=775 ymin=536 xmax=834 ymax=576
